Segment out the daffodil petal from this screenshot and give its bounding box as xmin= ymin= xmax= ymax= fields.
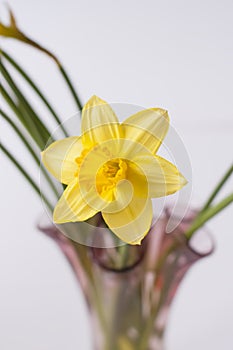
xmin=102 ymin=197 xmax=153 ymax=245
xmin=41 ymin=136 xmax=82 ymax=185
xmin=126 ymin=162 xmax=149 ymax=198
xmin=81 ymin=95 xmax=121 ymax=147
xmin=53 ymin=181 xmax=99 ymax=223
xmin=122 ymin=108 xmax=169 ymax=154
xmin=132 ymin=154 xmax=187 ymax=197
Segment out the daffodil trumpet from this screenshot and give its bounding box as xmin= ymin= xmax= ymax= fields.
xmin=41 ymin=96 xmax=187 ymax=245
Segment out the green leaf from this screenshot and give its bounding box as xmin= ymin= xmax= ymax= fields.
xmin=1 ymin=62 xmax=52 ymax=148
xmin=0 ymin=85 xmax=46 ymax=149
xmin=1 ymin=49 xmax=69 ymax=137
xmin=0 ymin=108 xmax=60 ymax=198
xmin=1 ymin=142 xmax=53 ymax=211
xmin=0 ymin=7 xmax=59 ymax=63
xmin=0 ymin=8 xmax=82 ymax=110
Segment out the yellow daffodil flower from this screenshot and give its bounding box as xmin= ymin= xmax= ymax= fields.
xmin=41 ymin=96 xmax=187 ymax=245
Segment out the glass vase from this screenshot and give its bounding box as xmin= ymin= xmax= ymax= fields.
xmin=38 ymin=208 xmax=214 ymax=350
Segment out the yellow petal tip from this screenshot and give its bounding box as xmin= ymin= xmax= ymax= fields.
xmin=180 ymin=174 xmax=188 ymax=188
xmin=84 ymin=95 xmax=107 ymax=110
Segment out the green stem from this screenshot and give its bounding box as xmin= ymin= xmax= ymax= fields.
xmin=0 ymin=85 xmax=45 ymax=149
xmin=138 ymin=256 xmax=180 ymax=350
xmin=59 ymin=65 xmax=82 ymax=111
xmin=118 ymin=244 xmax=130 ymax=268
xmin=1 ymin=143 xmax=53 ymax=211
xmin=0 ymin=109 xmax=60 ymax=198
xmin=1 ymin=49 xmax=69 ymax=137
xmin=200 ymin=163 xmax=233 ymax=213
xmin=1 ymin=62 xmax=52 ymax=147
xmin=71 ymin=243 xmax=110 ymax=346
xmin=185 ymin=193 xmax=233 ymax=239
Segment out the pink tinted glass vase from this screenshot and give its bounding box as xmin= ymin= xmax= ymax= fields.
xmin=38 ymin=208 xmax=214 ymax=350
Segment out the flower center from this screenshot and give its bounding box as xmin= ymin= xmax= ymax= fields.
xmin=96 ymin=158 xmax=127 ymax=199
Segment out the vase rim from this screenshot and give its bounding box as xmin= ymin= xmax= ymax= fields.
xmin=164 ymin=206 xmax=215 ymax=258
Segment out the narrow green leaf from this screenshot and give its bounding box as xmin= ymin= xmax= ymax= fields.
xmin=1 ymin=49 xmax=69 ymax=137
xmin=0 ymin=8 xmax=59 ymax=63
xmin=200 ymin=163 xmax=233 ymax=213
xmin=59 ymin=65 xmax=82 ymax=111
xmin=185 ymin=193 xmax=233 ymax=239
xmin=0 ymin=108 xmax=60 ymax=198
xmin=0 ymin=85 xmax=45 ymax=149
xmin=1 ymin=61 xmax=52 ymax=147
xmin=0 ymin=9 xmax=83 ymax=111
xmin=1 ymin=142 xmax=53 ymax=211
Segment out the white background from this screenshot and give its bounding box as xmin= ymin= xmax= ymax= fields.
xmin=1 ymin=1 xmax=233 ymax=349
